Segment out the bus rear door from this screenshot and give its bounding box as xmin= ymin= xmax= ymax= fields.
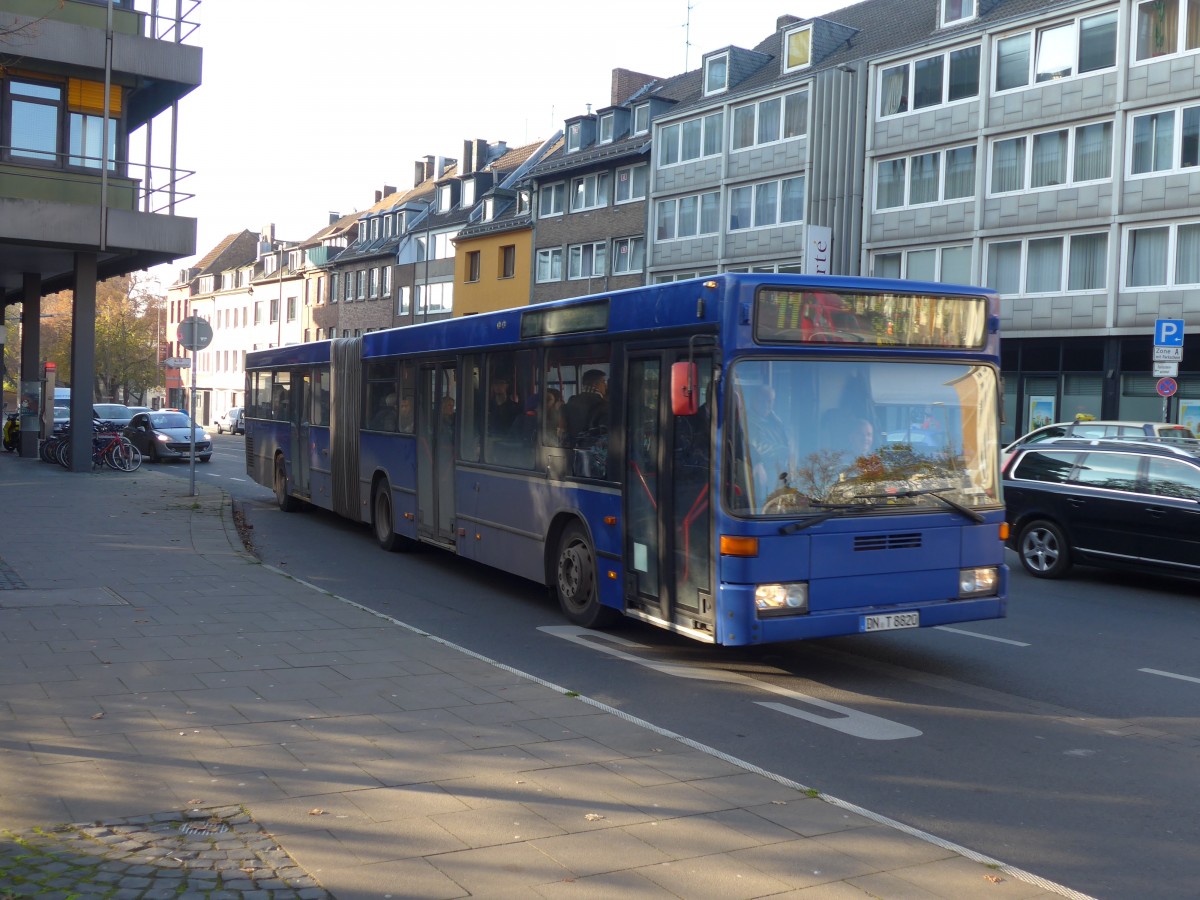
xmin=624 ymin=354 xmax=714 ymax=634
xmin=417 ymin=363 xmax=457 ymax=547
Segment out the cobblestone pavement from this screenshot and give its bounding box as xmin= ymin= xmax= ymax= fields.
xmin=0 ymin=806 xmax=331 ymax=899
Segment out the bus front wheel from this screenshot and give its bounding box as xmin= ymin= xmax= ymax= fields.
xmin=274 ymin=457 xmax=298 ymax=512
xmin=372 ymin=481 xmax=409 ymax=552
xmin=554 ymin=523 xmax=619 ymax=629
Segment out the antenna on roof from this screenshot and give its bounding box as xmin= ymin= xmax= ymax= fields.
xmin=683 ymin=1 xmax=694 ymax=71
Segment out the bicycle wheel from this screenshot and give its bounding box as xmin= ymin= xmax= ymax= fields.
xmin=108 ymin=438 xmax=141 ymax=472
xmin=56 ymin=439 xmax=70 ymax=468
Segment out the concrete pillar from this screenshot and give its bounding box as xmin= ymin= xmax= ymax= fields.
xmin=19 ymin=273 xmax=41 ymax=457
xmin=68 ymin=253 xmax=98 ymax=472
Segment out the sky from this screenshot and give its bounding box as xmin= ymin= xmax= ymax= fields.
xmin=153 ymin=0 xmax=846 ymax=283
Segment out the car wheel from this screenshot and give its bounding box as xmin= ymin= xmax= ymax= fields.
xmin=1018 ymin=519 xmax=1072 ymax=579
xmin=217 ymin=423 xmax=224 ymax=434
xmin=554 ymin=522 xmax=620 ymax=629
xmin=199 ymin=455 xmax=211 ymax=463
xmin=149 ymin=442 xmax=160 ymax=463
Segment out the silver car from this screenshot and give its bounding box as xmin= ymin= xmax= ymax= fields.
xmin=124 ymin=410 xmax=212 ymax=463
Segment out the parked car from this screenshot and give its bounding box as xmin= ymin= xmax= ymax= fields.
xmin=92 ymin=403 xmax=135 ymax=428
xmin=1003 ymin=438 xmax=1200 ymax=580
xmin=52 ymin=406 xmax=70 ymax=434
xmin=214 ymin=406 xmax=244 ymax=435
xmin=1002 ymin=420 xmax=1196 ymax=468
xmin=124 ymin=410 xmax=212 ymax=463
xmin=125 ymin=406 xmax=152 ymax=416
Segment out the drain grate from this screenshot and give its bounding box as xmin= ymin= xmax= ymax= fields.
xmin=178 ymin=821 xmax=230 ymax=835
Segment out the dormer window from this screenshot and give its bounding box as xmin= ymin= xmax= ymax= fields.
xmin=783 ymin=25 xmax=812 ymax=72
xmin=383 ymin=216 xmax=392 ymax=238
xmin=599 ymin=113 xmax=614 ymax=144
xmin=704 ymin=53 xmax=729 ymax=95
xmin=462 ymin=178 xmax=476 ymax=206
xmin=438 ymin=183 xmax=453 ymax=212
xmin=484 ymin=197 xmax=495 ymax=221
xmin=517 ymin=189 xmax=531 ymax=214
xmin=371 ymin=218 xmax=380 ymax=240
xmin=633 ymin=103 xmax=650 ymax=136
xmin=567 ymin=121 xmax=582 ymax=152
xmin=941 ymin=0 xmax=975 ymax=27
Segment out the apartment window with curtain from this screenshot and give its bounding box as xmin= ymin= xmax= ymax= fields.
xmin=500 ymin=245 xmax=516 ymax=279
xmin=990 ymin=122 xmax=1112 ymax=194
xmin=985 ymin=232 xmax=1108 ymax=294
xmin=612 ymin=237 xmax=645 ymax=274
xmin=995 ymin=11 xmax=1117 ymax=92
xmin=466 ymin=250 xmax=481 ymax=283
xmin=878 ymin=46 xmax=979 ymax=118
xmin=1127 ymin=222 xmax=1200 ymax=287
xmin=1134 ymin=0 xmax=1200 ymax=60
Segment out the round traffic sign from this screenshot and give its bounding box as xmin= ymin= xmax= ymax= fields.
xmin=176 ymin=315 xmax=213 ymax=351
xmin=1156 ymin=377 xmax=1178 ymax=398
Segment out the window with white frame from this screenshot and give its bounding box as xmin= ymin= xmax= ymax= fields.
xmin=783 ymin=24 xmax=812 ymax=72
xmin=731 ymin=90 xmax=808 ymax=150
xmin=615 ymin=163 xmax=648 ymax=203
xmin=875 ymin=144 xmax=976 ymax=210
xmin=397 ymin=285 xmax=411 ymax=316
xmin=383 ymin=216 xmax=393 ymax=237
xmin=433 ymin=231 xmax=457 ymax=259
xmin=599 ymin=113 xmax=614 ymax=144
xmin=632 ymin=103 xmax=650 ymax=135
xmin=536 ymin=247 xmax=563 ymax=282
xmin=461 ymin=179 xmax=476 ymax=206
xmin=419 ymin=281 xmax=453 ymax=313
xmin=517 ymin=189 xmax=531 ymax=214
xmin=655 ymin=191 xmax=721 ymax=241
xmin=343 ymin=271 xmax=353 ymax=302
xmin=438 ymin=183 xmax=453 ymax=212
xmin=371 ymin=218 xmax=380 ymax=241
xmin=1134 ymin=0 xmax=1200 ymax=61
xmin=985 ymin=231 xmax=1108 ymax=294
xmin=704 ymin=53 xmax=729 ymax=95
xmin=221 ymin=272 xmax=235 ymax=290
xmin=941 ymin=0 xmax=975 ymax=27
xmin=878 ymin=45 xmax=980 ymax=117
xmin=539 ymin=182 xmax=565 ymax=216
xmin=567 ymin=121 xmax=582 ymax=152
xmin=994 ymin=11 xmax=1117 ymax=92
xmin=1126 ymin=221 xmax=1200 ymax=287
xmin=658 ymin=112 xmax=723 ymax=165
xmin=1130 ymin=103 xmax=1200 ymax=175
xmin=568 ymin=242 xmax=607 ymax=279
xmin=570 ymin=172 xmax=610 ymax=211
xmin=612 ymin=236 xmax=645 ymax=274
xmin=369 ymin=267 xmax=379 ymax=298
xmin=873 ymin=245 xmax=974 ymax=283
xmin=381 ymin=265 xmax=391 ymax=297
xmin=728 ymin=176 xmax=806 ymax=230
xmin=356 ymin=270 xmax=366 ymax=300
xmin=199 ymin=275 xmax=214 ymax=293
xmin=989 ymin=121 xmax=1113 ymax=194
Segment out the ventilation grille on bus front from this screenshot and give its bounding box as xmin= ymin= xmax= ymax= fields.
xmin=854 ymin=532 xmax=922 ymax=551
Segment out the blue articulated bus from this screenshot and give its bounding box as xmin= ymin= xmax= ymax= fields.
xmin=245 ymin=273 xmax=1007 ymax=646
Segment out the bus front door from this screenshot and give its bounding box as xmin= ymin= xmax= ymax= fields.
xmin=417 ymin=364 xmax=457 ymax=547
xmin=625 ymin=355 xmax=714 ymax=632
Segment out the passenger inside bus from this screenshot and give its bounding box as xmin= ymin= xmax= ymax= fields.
xmin=488 ymin=375 xmax=521 ymax=434
xmin=371 ymin=393 xmax=399 ymax=431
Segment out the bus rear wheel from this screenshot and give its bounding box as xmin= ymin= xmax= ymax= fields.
xmin=372 ymin=481 xmax=409 ymax=552
xmin=554 ymin=523 xmax=619 ymax=629
xmin=274 ymin=456 xmax=298 ymax=512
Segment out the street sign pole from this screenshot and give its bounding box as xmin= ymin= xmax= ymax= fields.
xmin=176 ymin=315 xmax=214 ymax=498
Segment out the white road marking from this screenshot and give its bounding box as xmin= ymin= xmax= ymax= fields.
xmin=1139 ymin=667 xmax=1200 ymax=685
xmin=538 ymin=625 xmax=921 ymax=740
xmin=935 ymin=625 xmax=1029 ymax=646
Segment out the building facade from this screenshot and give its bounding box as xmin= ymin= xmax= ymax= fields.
xmin=0 ymin=0 xmax=200 ymax=460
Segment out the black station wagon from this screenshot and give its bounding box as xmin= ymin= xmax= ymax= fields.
xmin=1003 ymin=439 xmax=1200 ymax=580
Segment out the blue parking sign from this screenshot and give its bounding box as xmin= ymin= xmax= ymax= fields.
xmin=1154 ymin=319 xmax=1184 ymax=346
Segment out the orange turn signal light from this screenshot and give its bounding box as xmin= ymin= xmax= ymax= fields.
xmin=719 ymin=535 xmax=759 ymax=557
xmin=999 ymin=522 xmax=1009 ymax=541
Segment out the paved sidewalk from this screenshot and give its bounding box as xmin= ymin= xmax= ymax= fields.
xmin=0 ymin=453 xmax=1082 ymax=899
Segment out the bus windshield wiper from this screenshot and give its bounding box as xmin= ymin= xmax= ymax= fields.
xmin=778 ymin=502 xmax=876 ymax=534
xmin=853 ymin=487 xmax=985 ymax=524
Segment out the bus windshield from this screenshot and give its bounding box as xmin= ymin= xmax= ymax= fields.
xmin=725 ymin=359 xmax=1000 ymax=517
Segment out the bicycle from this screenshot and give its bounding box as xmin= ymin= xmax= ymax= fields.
xmin=53 ymin=422 xmax=142 ymax=472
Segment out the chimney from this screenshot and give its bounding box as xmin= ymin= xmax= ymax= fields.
xmin=375 ymin=190 xmax=383 ymax=203
xmin=414 ymin=160 xmax=426 ymax=187
xmin=611 ymin=67 xmax=660 ymax=105
xmin=777 ymin=14 xmax=802 ymax=29
xmin=436 ymin=156 xmax=452 ymax=179
xmin=463 ymin=140 xmax=474 ymax=175
xmin=475 ymin=138 xmax=488 ymax=170
xmin=424 ymin=154 xmax=435 ymax=180
xmin=383 ymin=184 xmax=396 ymax=196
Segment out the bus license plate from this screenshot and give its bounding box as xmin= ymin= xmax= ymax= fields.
xmin=862 ymin=611 xmax=919 ymax=632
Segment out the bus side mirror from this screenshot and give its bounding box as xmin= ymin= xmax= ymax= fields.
xmin=671 ymin=361 xmax=698 ymax=416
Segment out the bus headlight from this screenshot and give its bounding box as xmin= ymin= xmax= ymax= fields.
xmin=959 ymin=567 xmax=999 ymax=598
xmin=755 ymin=583 xmax=809 ymax=617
